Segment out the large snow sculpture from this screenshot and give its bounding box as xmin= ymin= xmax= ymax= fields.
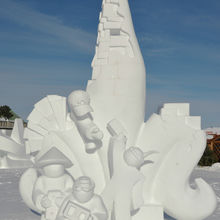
xmin=85 ymin=1 xmax=217 ymax=218
xmin=17 ymin=0 xmax=218 ymax=220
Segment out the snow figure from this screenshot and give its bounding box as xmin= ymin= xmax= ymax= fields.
xmin=20 ymin=147 xmax=74 ymax=220
xmin=23 ymin=93 xmax=106 ymax=193
xmin=18 ymin=0 xmax=217 ymax=219
xmin=68 ymin=90 xmax=104 ymax=153
xmin=56 ymin=176 xmax=108 ymax=220
xmin=102 ymin=119 xmax=156 ymax=220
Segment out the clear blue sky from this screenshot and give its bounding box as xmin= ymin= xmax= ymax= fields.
xmin=0 ymin=0 xmax=220 ymax=128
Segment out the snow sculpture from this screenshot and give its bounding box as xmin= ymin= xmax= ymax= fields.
xmin=85 ymin=1 xmax=217 ymax=218
xmin=0 ymin=118 xmax=32 ymax=168
xmin=134 ymin=103 xmax=217 ymax=220
xmin=17 ymin=0 xmax=217 ymax=220
xmin=56 ymin=176 xmax=108 ymax=220
xmin=68 ymin=90 xmax=104 ymax=153
xmin=33 ymin=148 xmax=74 ymax=220
xmin=23 ymin=94 xmax=106 ymax=193
xmin=102 ymin=120 xmax=157 ymax=220
xmin=20 ymin=147 xmax=74 ymax=220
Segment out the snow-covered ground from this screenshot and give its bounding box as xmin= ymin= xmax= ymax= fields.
xmin=0 ymin=167 xmax=219 ymax=220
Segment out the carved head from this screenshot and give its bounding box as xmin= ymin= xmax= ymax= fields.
xmin=123 ymin=147 xmax=145 ymax=169
xmin=68 ymin=90 xmax=93 ymax=117
xmin=84 ymin=123 xmax=104 ymax=141
xmin=35 ymin=147 xmax=73 ymax=177
xmin=42 ymin=164 xmax=65 ymax=178
xmin=73 ymin=176 xmax=95 ymax=203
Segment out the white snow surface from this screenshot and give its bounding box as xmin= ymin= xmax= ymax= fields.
xmin=0 ymin=167 xmax=219 ymax=220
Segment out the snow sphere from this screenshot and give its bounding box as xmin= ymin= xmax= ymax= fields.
xmin=123 ymin=147 xmax=144 ymax=168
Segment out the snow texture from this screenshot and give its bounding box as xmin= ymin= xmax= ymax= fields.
xmin=0 ymin=167 xmax=219 ymax=220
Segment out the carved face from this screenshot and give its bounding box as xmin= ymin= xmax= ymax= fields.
xmin=73 ymin=189 xmax=94 ymax=203
xmin=42 ymin=164 xmax=65 ymax=178
xmin=72 ymin=176 xmax=95 ymax=203
xmin=84 ymin=124 xmax=104 ymax=140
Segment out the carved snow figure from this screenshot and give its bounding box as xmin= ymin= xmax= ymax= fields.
xmin=24 ymin=93 xmax=106 ymax=193
xmin=68 ymin=90 xmax=104 ymax=153
xmin=20 ymin=147 xmax=74 ymax=220
xmin=33 ymin=147 xmax=74 ymax=220
xmin=102 ymin=120 xmax=156 ymax=220
xmin=17 ymin=0 xmax=217 ymax=220
xmin=56 ymin=176 xmax=108 ymax=220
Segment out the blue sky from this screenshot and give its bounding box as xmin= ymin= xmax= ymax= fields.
xmin=0 ymin=0 xmax=220 ymax=128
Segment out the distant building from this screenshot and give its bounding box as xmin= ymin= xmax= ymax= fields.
xmin=205 ymin=127 xmax=220 ymax=161
xmin=205 ymin=127 xmax=220 ymax=139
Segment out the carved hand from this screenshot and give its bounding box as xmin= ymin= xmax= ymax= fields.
xmin=41 ymin=196 xmax=52 ymax=209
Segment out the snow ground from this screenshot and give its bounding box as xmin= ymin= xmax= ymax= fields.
xmin=0 ymin=168 xmax=219 ymax=220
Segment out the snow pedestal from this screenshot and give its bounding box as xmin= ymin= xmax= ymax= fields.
xmin=133 ymin=205 xmax=164 ymax=220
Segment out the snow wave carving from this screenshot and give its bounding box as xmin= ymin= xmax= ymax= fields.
xmin=136 ymin=106 xmax=217 ymax=219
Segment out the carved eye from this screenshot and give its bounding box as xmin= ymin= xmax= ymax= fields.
xmin=74 ymin=184 xmax=92 ymax=192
